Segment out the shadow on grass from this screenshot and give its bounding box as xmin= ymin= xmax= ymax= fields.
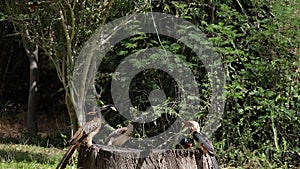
xmin=0 ymin=148 xmax=57 ymax=164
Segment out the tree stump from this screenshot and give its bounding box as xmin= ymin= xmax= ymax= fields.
xmin=78 ymin=144 xmax=204 ymax=169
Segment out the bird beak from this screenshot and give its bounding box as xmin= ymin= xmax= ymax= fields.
xmin=101 ymin=104 xmax=117 ymax=112
xmin=111 ymin=106 xmax=117 ymax=112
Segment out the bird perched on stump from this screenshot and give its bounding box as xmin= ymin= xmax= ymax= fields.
xmin=56 ymin=104 xmax=117 ymax=169
xmin=105 ymin=121 xmax=138 ymax=146
xmin=183 ymin=120 xmax=220 ymax=169
xmin=175 ymin=137 xmax=194 ymax=149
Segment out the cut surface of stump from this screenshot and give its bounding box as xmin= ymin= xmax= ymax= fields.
xmin=78 ymin=144 xmax=204 ymax=169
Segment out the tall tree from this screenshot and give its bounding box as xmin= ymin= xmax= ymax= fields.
xmin=24 ymin=32 xmax=39 ymax=135
xmin=5 ymin=1 xmax=40 ymax=135
xmin=3 ymin=0 xmax=131 ymax=134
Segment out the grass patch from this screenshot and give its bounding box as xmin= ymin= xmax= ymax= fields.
xmin=0 ymin=144 xmax=74 ymax=169
xmin=0 ymin=143 xmax=298 ymax=168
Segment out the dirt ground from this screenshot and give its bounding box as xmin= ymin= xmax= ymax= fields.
xmin=0 ymin=106 xmax=68 ymax=140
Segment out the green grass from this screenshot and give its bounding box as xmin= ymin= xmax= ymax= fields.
xmin=0 ymin=144 xmax=74 ymax=169
xmin=0 ymin=143 xmax=298 ymax=168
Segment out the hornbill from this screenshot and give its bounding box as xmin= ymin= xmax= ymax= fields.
xmin=175 ymin=137 xmax=194 ymax=149
xmin=183 ymin=121 xmax=220 ymax=169
xmin=105 ymin=121 xmax=138 ymax=146
xmin=56 ymin=104 xmax=117 ymax=169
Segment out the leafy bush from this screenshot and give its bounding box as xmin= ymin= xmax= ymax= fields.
xmin=98 ymin=0 xmax=300 ymax=167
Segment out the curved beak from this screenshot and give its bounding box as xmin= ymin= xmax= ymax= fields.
xmin=110 ymin=106 xmax=117 ymax=112
xmin=101 ymin=104 xmax=118 ymax=112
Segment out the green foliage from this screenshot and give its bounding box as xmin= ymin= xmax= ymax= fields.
xmin=98 ymin=0 xmax=300 ymax=168
xmin=0 ymin=12 xmax=6 ymax=21
xmin=1 ymin=0 xmax=299 ymax=168
xmin=202 ymin=0 xmax=300 ymax=168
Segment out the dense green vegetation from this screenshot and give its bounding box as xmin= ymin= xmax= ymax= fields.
xmin=0 ymin=0 xmax=299 ymax=168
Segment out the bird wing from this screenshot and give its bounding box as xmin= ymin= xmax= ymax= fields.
xmin=68 ymin=128 xmax=84 ymax=145
xmin=193 ymin=131 xmax=215 ymax=155
xmin=193 ymin=131 xmax=220 ymax=169
xmin=81 ymin=118 xmax=102 ymax=136
xmin=79 ymin=117 xmax=102 ymax=146
xmin=67 ymin=117 xmax=102 ymax=145
xmin=58 ymin=117 xmax=102 ymax=169
xmin=57 ymin=106 xmax=110 ymax=168
xmin=105 ymin=127 xmax=128 ymax=145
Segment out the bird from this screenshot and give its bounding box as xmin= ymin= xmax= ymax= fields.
xmin=105 ymin=121 xmax=138 ymax=146
xmin=183 ymin=120 xmax=220 ymax=169
xmin=56 ymin=104 xmax=117 ymax=169
xmin=175 ymin=137 xmax=194 ymax=149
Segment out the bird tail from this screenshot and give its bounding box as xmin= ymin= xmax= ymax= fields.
xmin=202 ymin=153 xmax=220 ymax=169
xmin=56 ymin=144 xmax=78 ymax=169
xmin=209 ymin=155 xmax=220 ymax=169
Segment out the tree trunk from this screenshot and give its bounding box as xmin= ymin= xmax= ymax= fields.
xmin=65 ymin=91 xmax=78 ymax=134
xmin=5 ymin=1 xmax=40 ymax=136
xmin=78 ymin=145 xmax=204 ymax=169
xmin=25 ymin=44 xmax=39 ymax=135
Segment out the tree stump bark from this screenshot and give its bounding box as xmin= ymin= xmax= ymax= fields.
xmin=78 ymin=144 xmax=204 ymax=169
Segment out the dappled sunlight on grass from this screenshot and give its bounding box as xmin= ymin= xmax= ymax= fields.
xmin=0 ymin=143 xmax=73 ymax=168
